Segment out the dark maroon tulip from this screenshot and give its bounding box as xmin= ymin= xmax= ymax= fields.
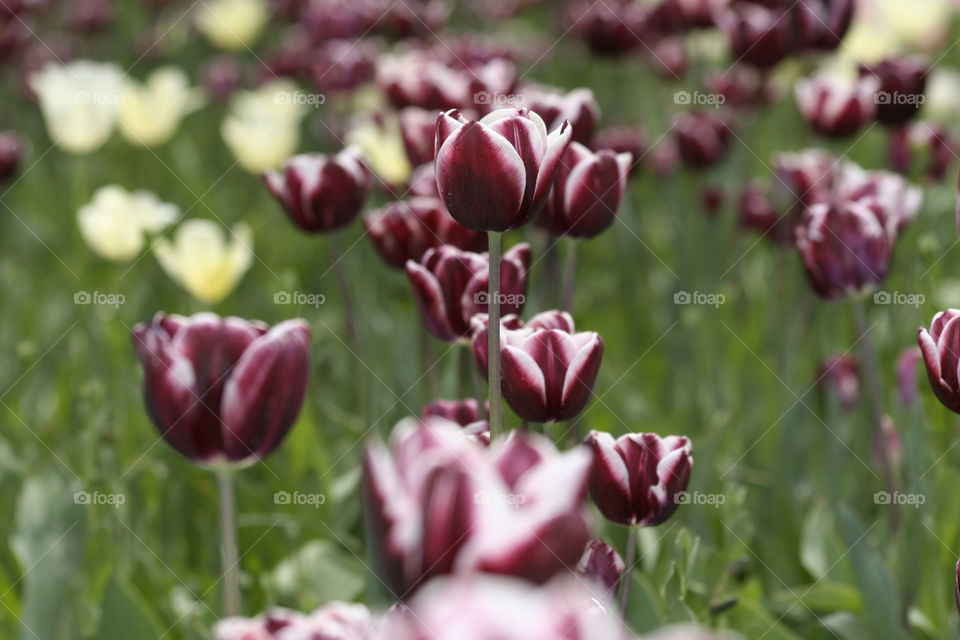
xmin=408 ymin=162 xmax=440 ymax=198
xmin=0 ymin=131 xmax=22 ymax=183
xmin=738 ymin=182 xmax=796 ymax=245
xmin=795 ymin=200 xmax=893 ymax=300
xmin=520 ymin=85 xmax=599 ymax=145
xmin=576 ymin=540 xmax=625 ymax=597
xmin=794 ymin=0 xmax=854 ymax=52
xmin=499 ymin=322 xmax=604 ymax=423
xmin=406 ymin=243 xmax=529 ymax=342
xmin=833 ymin=163 xmax=922 ymax=233
xmin=918 ymin=310 xmax=960 ymax=414
xmin=539 ymin=141 xmax=632 ymax=239
xmin=653 ymin=0 xmax=722 ymax=30
xmin=310 ymin=38 xmax=378 ymax=93
xmin=132 ymin=313 xmax=310 ymax=466
xmin=896 ymin=346 xmax=921 ymax=408
xmin=584 ymin=430 xmax=693 ymax=527
xmin=773 ymin=148 xmax=835 ymax=213
xmin=795 ymin=73 xmax=878 ymax=138
xmin=860 ymin=58 xmax=927 ymax=127
xmin=651 ymin=139 xmax=680 ymax=177
xmin=673 ymin=112 xmax=731 ymax=168
xmin=435 ymin=108 xmax=572 ymax=231
xmin=66 ymin=0 xmax=114 ymax=33
xmin=818 ymin=354 xmax=859 ymax=409
xmin=707 ymin=68 xmax=773 ymax=109
xmin=200 ymin=55 xmax=243 ymax=102
xmin=891 ymin=123 xmax=957 ymax=181
xmin=717 ymin=2 xmax=792 ymax=70
xmin=399 ymin=106 xmax=441 ymax=167
xmin=702 ymin=186 xmax=724 ymax=218
xmin=363 ymin=418 xmax=592 ymax=597
xmin=470 ymin=310 xmax=567 ymax=374
xmin=422 ymin=398 xmax=489 ymax=444
xmin=592 ymin=125 xmax=645 ymax=175
xmin=567 ymin=0 xmax=647 ymax=56
xmin=264 ymin=147 xmax=371 ymax=233
xmin=648 ymin=36 xmax=689 ymax=78
xmin=364 ymin=197 xmax=486 ymax=269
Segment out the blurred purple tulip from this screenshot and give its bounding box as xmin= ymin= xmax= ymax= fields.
xmin=363 ymin=419 xmax=592 ymax=597
xmin=717 ymin=2 xmax=792 ymax=70
xmin=896 ymin=346 xmax=921 ymax=408
xmin=593 ymin=125 xmax=645 ymax=175
xmin=434 ymin=108 xmax=572 ymax=231
xmin=406 ymin=243 xmax=529 ymax=342
xmin=860 ymin=57 xmax=927 ymax=127
xmin=399 ymin=106 xmax=442 ymax=167
xmin=539 ymin=141 xmax=632 ymax=238
xmin=832 ymin=162 xmax=922 ymax=233
xmin=584 ymin=430 xmax=693 ymax=527
xmin=364 ymin=196 xmax=486 ymax=269
xmin=200 ymin=55 xmax=244 ymax=102
xmin=264 ymin=147 xmax=371 ymax=233
xmin=918 ymin=309 xmax=960 ymax=414
xmin=470 ymin=310 xmax=571 ymax=373
xmin=0 ymin=131 xmax=22 ymax=183
xmin=213 ymin=602 xmax=374 ymax=640
xmin=521 ymin=85 xmax=600 ymax=145
xmin=672 ymin=112 xmax=731 ymax=168
xmin=567 ymin=0 xmax=647 ymax=56
xmin=794 ymin=0 xmax=853 ymax=51
xmin=576 ymin=539 xmax=625 ymax=597
xmin=795 ymin=73 xmax=878 ymax=138
xmin=818 ymin=354 xmax=859 ymax=409
xmin=132 ymin=313 xmax=310 ymax=466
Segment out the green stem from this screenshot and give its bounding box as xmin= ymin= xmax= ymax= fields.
xmin=620 ymin=525 xmax=637 ymax=615
xmin=488 ymin=231 xmax=503 ymax=439
xmin=562 ymin=240 xmax=577 ymax=312
xmin=216 ymin=469 xmax=240 ymax=617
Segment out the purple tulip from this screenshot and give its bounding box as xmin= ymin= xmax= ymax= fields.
xmin=795 ymin=200 xmax=893 ymax=300
xmin=213 ymin=602 xmax=374 ymax=640
xmin=364 ymin=197 xmax=486 ymax=269
xmin=264 ymin=147 xmax=371 ymax=233
xmin=0 ymin=131 xmax=22 ymax=183
xmin=738 ymin=181 xmax=796 ymax=246
xmin=860 ymin=57 xmax=927 ymax=127
xmin=200 ymin=55 xmax=243 ymax=102
xmin=584 ymin=430 xmax=693 ymax=527
xmin=576 ymin=539 xmax=626 ymax=597
xmin=794 ymin=0 xmax=854 ymax=51
xmin=539 ymin=141 xmax=632 ymax=239
xmin=406 ymin=243 xmax=529 ymax=342
xmin=795 ymin=73 xmax=879 ymax=138
xmin=918 ymin=310 xmax=960 ymax=414
xmin=421 ymin=398 xmax=490 ymax=445
xmin=818 ymin=354 xmax=859 ymax=409
xmin=399 ymin=106 xmax=443 ymax=167
xmin=470 ymin=310 xmax=570 ymax=374
xmin=363 ymin=418 xmax=592 ymax=597
xmin=672 ymin=112 xmax=731 ymax=168
xmin=592 ymin=125 xmax=645 ymax=175
xmin=434 ymin=108 xmax=572 ymax=231
xmin=832 ymin=162 xmax=922 ymax=233
xmin=896 ymin=346 xmax=922 ymax=408
xmin=132 ymin=313 xmax=310 ymax=466
xmin=773 ymin=148 xmax=836 ymax=214
xmin=520 ymin=85 xmax=600 ymax=145
xmin=567 ymin=0 xmax=647 ymax=56
xmin=717 ymin=2 xmax=792 ymax=70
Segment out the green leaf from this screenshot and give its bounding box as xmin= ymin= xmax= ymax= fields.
xmin=768 ymin=582 xmax=862 ymax=616
xmin=99 ymin=578 xmax=164 ymax=640
xmin=625 ymin=571 xmax=664 ymax=634
xmin=264 ymin=540 xmax=366 ymax=609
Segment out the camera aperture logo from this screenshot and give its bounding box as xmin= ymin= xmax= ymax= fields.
xmin=873 ymin=290 xmax=924 ymax=308
xmin=874 ymin=491 xmax=924 ymax=508
xmin=674 ymin=491 xmax=725 ymax=507
xmin=674 ymin=90 xmax=725 ymax=107
xmin=274 ymin=490 xmax=326 ymax=508
xmin=74 ymin=490 xmax=125 ymax=507
xmin=473 ymin=91 xmax=525 ymax=107
xmin=274 ymin=91 xmax=326 ymax=108
xmin=274 ymin=290 xmax=325 ymax=308
xmin=874 ymin=91 xmax=924 ymax=107
xmin=474 ymin=491 xmax=526 ymax=506
xmin=75 ymin=291 xmax=125 ymax=307
xmin=474 ymin=291 xmax=525 ymax=306
xmin=674 ymin=290 xmax=725 ymax=308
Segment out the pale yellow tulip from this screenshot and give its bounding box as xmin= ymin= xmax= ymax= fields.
xmin=221 ymin=81 xmax=306 ymax=173
xmin=195 ymin=0 xmax=268 ymax=51
xmin=77 ymin=185 xmax=179 ymax=262
xmin=154 ymin=220 xmax=253 ymax=303
xmin=119 ymin=67 xmax=204 ymax=147
xmin=345 ymin=115 xmax=411 ymax=187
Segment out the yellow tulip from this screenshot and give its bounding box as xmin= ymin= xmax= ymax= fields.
xmin=119 ymin=67 xmax=203 ymax=147
xmin=195 ymin=0 xmax=268 ymax=51
xmin=77 ymin=185 xmax=179 ymax=262
xmin=345 ymin=115 xmax=412 ymax=188
xmin=221 ymin=81 xmax=306 ymax=173
xmin=154 ymin=219 xmax=253 ymax=303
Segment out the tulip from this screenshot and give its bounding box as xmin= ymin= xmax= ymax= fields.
xmin=0 ymin=130 xmax=22 ymax=183
xmin=818 ymin=354 xmax=859 ymax=409
xmin=918 ymin=309 xmax=960 ymax=414
xmin=896 ymin=346 xmax=922 ymax=408
xmin=119 ymin=66 xmax=203 ymax=147
xmin=383 ymin=575 xmax=630 ymax=640
xmin=793 ymin=0 xmax=854 ymax=51
xmin=795 ymin=72 xmax=879 ymax=138
xmin=716 ymin=3 xmax=792 ymax=70
xmin=221 ymin=80 xmax=306 ymax=173
xmin=672 ymin=111 xmax=730 ymax=168
xmin=200 ymin=55 xmax=243 ymax=102
xmin=859 ymin=57 xmax=927 ymax=127
xmin=891 ymin=123 xmax=957 ymax=181
xmin=592 ymin=125 xmax=645 ymax=175
xmin=405 ymin=243 xmax=529 ymax=343
xmin=195 ymin=0 xmax=268 ymax=50
xmin=310 ymin=39 xmax=378 ymax=93
xmin=134 ymin=312 xmax=310 ymax=616
xmin=434 ymin=108 xmax=572 ymax=232
xmin=364 ymin=196 xmax=486 ymax=269
xmin=584 ymin=430 xmax=693 ymax=527
xmin=399 ymin=106 xmax=442 ymax=167
xmin=377 ymin=51 xmax=514 ymax=112
xmin=567 ymin=0 xmax=646 ymax=56
xmin=66 ymin=0 xmax=113 ymax=34
xmin=213 ymin=602 xmax=374 ymax=640
xmin=470 ymin=310 xmax=574 ymax=377
xmin=832 ymin=162 xmax=922 ymax=233
xmin=29 ymin=60 xmax=125 ymax=154
xmin=773 ymin=148 xmax=836 ymax=214
xmin=422 ymin=398 xmax=489 ymax=444
xmin=77 ymin=185 xmax=179 ymax=262
xmin=153 ymin=220 xmax=254 ymax=304
xmin=576 ymin=540 xmax=625 ymax=598
xmin=363 ymin=418 xmax=592 ymax=598
xmin=345 ymin=114 xmax=412 ymax=189
xmin=795 ymin=200 xmax=893 ymax=300
xmin=264 ymin=147 xmax=371 ymax=234
xmin=539 ymin=141 xmax=632 ymax=239
xmin=737 ymin=181 xmax=797 ymax=246
xmin=520 ymin=85 xmax=600 ymax=145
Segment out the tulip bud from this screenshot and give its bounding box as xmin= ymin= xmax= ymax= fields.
xmin=434 ymin=108 xmax=572 ymax=231
xmin=406 ymin=243 xmax=529 ymax=342
xmin=364 ymin=197 xmax=486 ymax=269
xmin=264 ymin=146 xmax=371 ymax=233
xmin=539 ymin=141 xmax=632 ymax=238
xmin=918 ymin=309 xmax=960 ymax=414
xmin=132 ymin=313 xmax=310 ymax=466
xmin=672 ymin=111 xmax=731 ymax=168
xmin=795 ymin=72 xmax=879 ymax=138
xmin=896 ymin=346 xmax=922 ymax=408
xmin=584 ymin=430 xmax=693 ymax=526
xmin=796 ymin=200 xmax=894 ymax=300
xmin=576 ymin=540 xmax=625 ymax=597
xmin=860 ymin=57 xmax=928 ymax=127
xmin=817 ymin=354 xmax=859 ymax=409
xmin=0 ymin=131 xmax=22 ymax=183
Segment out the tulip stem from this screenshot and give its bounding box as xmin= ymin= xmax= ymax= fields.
xmin=852 ymin=299 xmax=899 ymax=526
xmin=488 ymin=231 xmax=503 ymax=439
xmin=620 ymin=525 xmax=637 ymax=615
xmin=331 ymin=241 xmax=369 ymax=424
xmin=216 ymin=468 xmax=241 ymax=617
xmin=562 ymin=240 xmax=577 ymax=312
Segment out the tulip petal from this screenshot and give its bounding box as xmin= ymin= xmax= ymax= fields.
xmin=501 ymin=344 xmax=549 ymax=422
xmin=559 ymin=334 xmax=603 ymax=421
xmin=531 ymin=121 xmax=573 ymax=214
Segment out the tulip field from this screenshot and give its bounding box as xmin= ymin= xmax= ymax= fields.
xmin=8 ymin=0 xmax=960 ymax=638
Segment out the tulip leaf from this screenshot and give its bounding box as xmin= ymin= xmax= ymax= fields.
xmin=99 ymin=578 xmax=164 ymax=640
xmin=818 ymin=612 xmax=877 ymax=640
xmin=263 ymin=540 xmax=366 ymax=609
xmin=625 ymin=571 xmax=664 ymax=633
xmin=799 ymin=504 xmax=854 ymax=584
xmin=768 ymin=582 xmax=863 ymax=616
xmin=722 ymin=596 xmax=805 ymax=640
